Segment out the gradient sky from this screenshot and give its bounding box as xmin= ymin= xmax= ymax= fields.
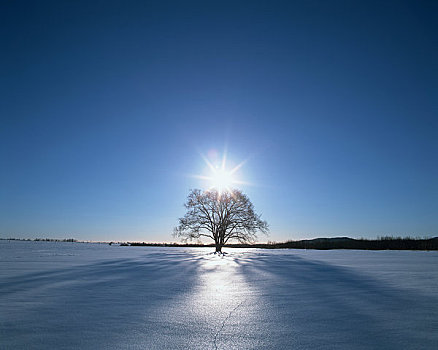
xmin=1 ymin=1 xmax=437 ymax=242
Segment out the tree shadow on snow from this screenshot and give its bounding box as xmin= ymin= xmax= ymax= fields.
xmin=0 ymin=251 xmax=205 ymax=349
xmin=233 ymin=252 xmax=438 ymax=350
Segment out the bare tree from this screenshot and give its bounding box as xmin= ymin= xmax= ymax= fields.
xmin=174 ymin=189 xmax=268 ymax=252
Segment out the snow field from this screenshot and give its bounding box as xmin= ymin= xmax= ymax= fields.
xmin=0 ymin=241 xmax=437 ymax=349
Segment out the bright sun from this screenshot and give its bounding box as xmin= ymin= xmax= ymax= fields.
xmin=209 ymin=167 xmax=235 ymax=192
xmin=192 ymin=149 xmax=249 ymax=193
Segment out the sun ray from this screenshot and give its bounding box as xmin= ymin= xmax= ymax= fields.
xmin=221 ymin=147 xmax=227 ymax=171
xmin=200 ymin=152 xmax=217 ymax=174
xmin=193 ymin=147 xmax=254 ymax=193
xmin=231 ymin=179 xmax=253 ymax=186
xmin=190 ymin=174 xmax=214 ymax=181
xmin=229 ymin=158 xmax=248 ymax=175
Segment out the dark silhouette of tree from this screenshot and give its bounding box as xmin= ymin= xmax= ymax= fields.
xmin=174 ymin=189 xmax=268 ymax=253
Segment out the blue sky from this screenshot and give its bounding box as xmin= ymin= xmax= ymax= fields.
xmin=1 ymin=1 xmax=437 ymax=242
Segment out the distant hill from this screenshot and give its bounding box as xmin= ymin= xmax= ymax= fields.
xmin=242 ymin=237 xmax=438 ymax=250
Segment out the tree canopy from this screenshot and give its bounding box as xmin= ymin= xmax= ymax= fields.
xmin=174 ymin=189 xmax=268 ymax=252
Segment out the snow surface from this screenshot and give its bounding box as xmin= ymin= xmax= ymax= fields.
xmin=1 ymin=241 xmax=437 ymax=349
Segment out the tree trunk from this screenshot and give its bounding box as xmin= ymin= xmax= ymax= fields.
xmin=215 ymin=244 xmax=222 ymax=253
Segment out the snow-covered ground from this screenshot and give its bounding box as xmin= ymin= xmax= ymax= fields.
xmin=1 ymin=241 xmax=437 ymax=349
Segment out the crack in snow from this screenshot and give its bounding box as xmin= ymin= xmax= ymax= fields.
xmin=213 ymin=301 xmax=244 ymax=350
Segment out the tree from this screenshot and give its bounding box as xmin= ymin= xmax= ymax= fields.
xmin=174 ymin=188 xmax=269 ymax=253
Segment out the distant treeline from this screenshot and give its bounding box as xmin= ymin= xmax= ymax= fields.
xmin=2 ymin=237 xmax=438 ymax=250
xmin=128 ymin=242 xmax=210 ymax=247
xmin=129 ymin=236 xmax=438 ymax=250
xmin=236 ymin=237 xmax=438 ymax=250
xmin=0 ymin=238 xmax=77 ymax=242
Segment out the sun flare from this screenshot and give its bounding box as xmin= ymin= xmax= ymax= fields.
xmin=191 ymin=148 xmax=250 ymax=193
xmin=209 ymin=167 xmax=235 ymax=193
